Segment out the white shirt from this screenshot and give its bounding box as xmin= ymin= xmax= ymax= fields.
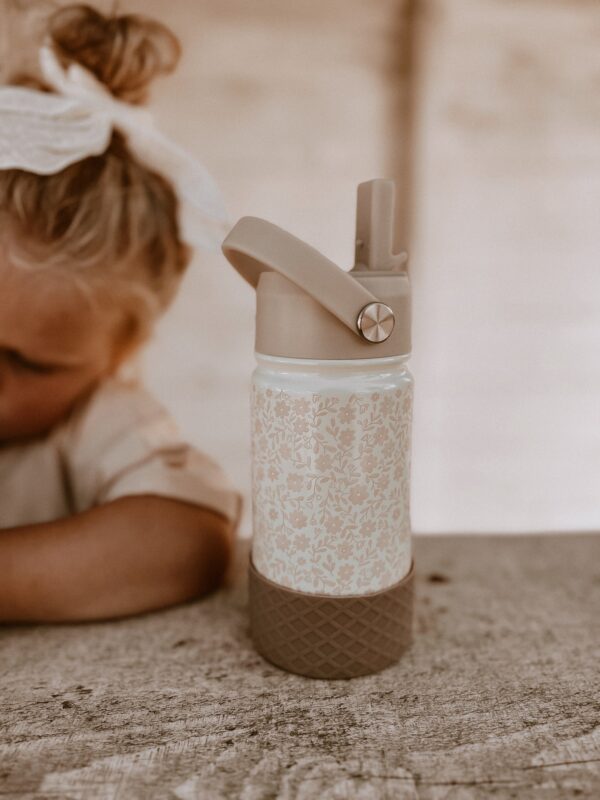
xmin=0 ymin=376 xmax=243 ymax=530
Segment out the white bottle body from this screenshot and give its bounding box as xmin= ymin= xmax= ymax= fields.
xmin=250 ymin=353 xmax=413 ymax=596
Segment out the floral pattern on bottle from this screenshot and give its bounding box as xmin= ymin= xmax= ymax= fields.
xmin=251 ymin=381 xmax=412 ymax=595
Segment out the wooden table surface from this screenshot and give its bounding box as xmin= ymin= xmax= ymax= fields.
xmin=1 ymin=533 xmax=598 ymax=799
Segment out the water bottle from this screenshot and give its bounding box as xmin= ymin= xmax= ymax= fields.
xmin=222 ymin=179 xmax=414 ymax=679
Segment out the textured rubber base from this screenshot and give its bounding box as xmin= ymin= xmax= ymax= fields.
xmin=248 ymin=555 xmax=414 ymax=679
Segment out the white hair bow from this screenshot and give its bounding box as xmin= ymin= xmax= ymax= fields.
xmin=0 ymin=44 xmax=231 ymax=252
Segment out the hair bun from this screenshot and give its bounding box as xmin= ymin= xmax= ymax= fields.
xmin=48 ymin=3 xmax=181 ymax=104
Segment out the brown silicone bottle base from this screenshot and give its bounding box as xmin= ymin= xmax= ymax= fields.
xmin=248 ymin=554 xmax=414 ymax=679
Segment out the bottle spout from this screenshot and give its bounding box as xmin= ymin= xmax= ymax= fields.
xmin=353 ymin=179 xmax=408 ymax=272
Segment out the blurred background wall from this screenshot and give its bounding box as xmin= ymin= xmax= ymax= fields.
xmin=123 ymin=0 xmax=413 ymax=539
xmin=4 ymin=0 xmax=600 ymax=535
xmin=409 ymin=0 xmax=600 ymax=533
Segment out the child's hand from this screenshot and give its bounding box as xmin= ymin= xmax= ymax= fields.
xmin=0 ymin=496 xmax=234 ymax=623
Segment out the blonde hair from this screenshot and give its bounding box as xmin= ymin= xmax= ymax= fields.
xmin=0 ymin=3 xmax=192 ymax=352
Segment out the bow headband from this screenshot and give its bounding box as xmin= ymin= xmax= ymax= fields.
xmin=0 ymin=44 xmax=231 ymax=252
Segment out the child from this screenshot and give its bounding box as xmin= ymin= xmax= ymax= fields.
xmin=0 ymin=4 xmax=243 ymax=623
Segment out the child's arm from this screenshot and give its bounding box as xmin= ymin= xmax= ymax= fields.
xmin=0 ymin=496 xmax=234 ymax=623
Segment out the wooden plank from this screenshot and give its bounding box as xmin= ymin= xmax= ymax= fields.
xmin=1 ymin=533 xmax=598 ymax=798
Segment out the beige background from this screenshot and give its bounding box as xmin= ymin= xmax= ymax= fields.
xmin=409 ymin=0 xmax=600 ymax=532
xmin=5 ymin=0 xmax=600 ymax=535
xmin=126 ymin=0 xmax=407 ymax=538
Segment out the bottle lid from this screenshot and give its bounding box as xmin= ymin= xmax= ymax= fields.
xmin=222 ymin=179 xmax=411 ymax=360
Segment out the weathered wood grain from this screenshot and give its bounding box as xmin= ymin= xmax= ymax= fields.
xmin=1 ymin=533 xmax=598 ymax=799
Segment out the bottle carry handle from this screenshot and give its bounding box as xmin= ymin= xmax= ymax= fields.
xmin=222 ymin=215 xmax=395 ymax=343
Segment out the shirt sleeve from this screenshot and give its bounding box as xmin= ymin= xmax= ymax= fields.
xmin=58 ymin=377 xmax=243 ymax=530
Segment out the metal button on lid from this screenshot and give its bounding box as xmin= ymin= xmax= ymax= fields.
xmin=356 ymin=302 xmax=395 ymax=343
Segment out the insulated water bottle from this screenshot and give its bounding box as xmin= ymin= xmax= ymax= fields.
xmin=222 ymin=179 xmax=414 ymax=679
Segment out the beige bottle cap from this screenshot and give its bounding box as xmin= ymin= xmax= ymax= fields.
xmin=222 ymin=179 xmax=411 ymax=360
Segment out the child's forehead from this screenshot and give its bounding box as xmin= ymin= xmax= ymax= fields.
xmin=2 ymin=265 xmax=114 ymax=362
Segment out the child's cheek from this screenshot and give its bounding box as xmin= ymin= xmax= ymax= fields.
xmin=0 ymin=373 xmax=84 ymax=440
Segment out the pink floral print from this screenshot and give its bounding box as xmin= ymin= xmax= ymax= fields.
xmin=251 ymin=380 xmax=413 ymax=595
